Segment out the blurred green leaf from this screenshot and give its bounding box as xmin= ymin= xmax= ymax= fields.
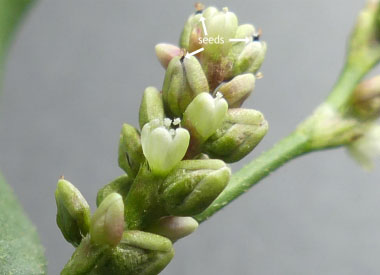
xmin=0 ymin=0 xmax=46 ymax=273
xmin=0 ymin=173 xmax=46 ymax=274
xmin=0 ymin=0 xmax=34 ymax=79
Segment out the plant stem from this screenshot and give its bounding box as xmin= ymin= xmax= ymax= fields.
xmin=196 ymin=36 xmax=380 ymax=223
xmin=327 ymin=61 xmax=372 ymax=113
xmin=195 ymin=130 xmax=310 ymax=223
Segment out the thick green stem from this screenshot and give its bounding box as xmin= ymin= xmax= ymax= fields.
xmin=195 ymin=131 xmax=310 ymax=222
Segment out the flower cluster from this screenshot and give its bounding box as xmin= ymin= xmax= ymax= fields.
xmin=55 ymin=5 xmax=268 ymax=275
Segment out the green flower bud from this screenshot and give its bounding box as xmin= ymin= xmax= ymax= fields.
xmin=61 ymin=235 xmax=108 ymax=275
xmin=224 ymin=25 xmax=256 ymax=78
xmin=141 ymin=118 xmax=190 ymax=176
xmin=179 ymin=10 xmax=203 ymax=49
xmin=118 ymin=123 xmax=145 ymax=178
xmin=204 ymin=7 xmax=238 ymax=60
xmin=90 ymin=193 xmax=124 ymax=246
xmin=98 ymin=231 xmax=174 ymax=275
xmin=55 ymin=177 xmax=91 ymax=247
xmin=352 ymin=75 xmax=380 ymax=120
xmin=146 ymin=216 xmax=198 ymax=242
xmin=232 ymin=40 xmax=267 ymax=76
xmin=235 ymin=24 xmax=256 ymax=39
xmin=162 ymin=56 xmax=209 ymax=117
xmin=218 ymin=73 xmax=255 ymax=107
xmin=347 ymin=123 xmax=380 ymax=170
xmin=204 ymin=108 xmax=268 ymax=163
xmin=96 ymin=174 xmax=133 ymax=207
xmin=124 ymin=163 xmax=166 ymax=230
xmin=155 ymin=43 xmax=182 ymax=69
xmin=202 ymin=6 xmax=218 ymax=18
xmin=139 ymin=86 xmax=165 ymax=129
xmin=348 ymin=0 xmax=380 ymax=66
xmin=183 ymin=92 xmax=228 ymax=141
xmin=62 ymin=231 xmax=174 ymax=275
xmin=160 ymin=159 xmax=231 ymax=216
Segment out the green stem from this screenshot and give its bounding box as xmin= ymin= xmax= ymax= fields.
xmin=196 ymin=43 xmax=380 ymax=223
xmin=326 ymin=60 xmax=372 ymax=113
xmin=195 ymin=131 xmax=310 ymax=223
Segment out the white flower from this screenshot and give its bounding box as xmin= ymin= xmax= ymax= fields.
xmin=183 ymin=92 xmax=228 ymax=140
xmin=348 ymin=123 xmax=380 ymax=170
xmin=141 ymin=118 xmax=190 ymax=176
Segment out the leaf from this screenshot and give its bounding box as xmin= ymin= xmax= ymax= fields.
xmin=0 ymin=173 xmax=46 ymax=274
xmin=0 ymin=0 xmax=34 ymax=58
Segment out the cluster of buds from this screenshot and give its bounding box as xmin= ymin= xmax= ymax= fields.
xmin=156 ymin=5 xmax=266 ymax=90
xmin=56 ymin=4 xmax=268 ymax=274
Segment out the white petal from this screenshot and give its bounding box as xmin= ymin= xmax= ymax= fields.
xmin=163 ymin=128 xmax=190 ymax=171
xmin=145 ymin=127 xmax=172 ymax=174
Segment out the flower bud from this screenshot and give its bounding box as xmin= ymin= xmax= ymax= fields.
xmin=118 ymin=123 xmax=145 ymax=178
xmin=162 ymin=56 xmax=209 ymax=117
xmin=347 ymin=123 xmax=380 ymax=170
xmin=204 ymin=7 xmax=238 ymax=60
xmin=90 ymin=193 xmax=124 ymax=246
xmin=62 ymin=231 xmax=174 ymax=275
xmin=179 ymin=10 xmax=203 ymax=49
xmin=160 ymin=159 xmax=231 ymax=216
xmin=55 ymin=177 xmax=91 ymax=246
xmin=218 ymin=74 xmax=256 ymax=107
xmin=235 ymin=24 xmax=256 ymax=39
xmin=99 ymin=231 xmax=174 ymax=275
xmin=232 ymin=40 xmax=267 ymax=76
xmin=96 ymin=175 xmax=132 ymax=207
xmin=183 ymin=92 xmax=228 ymax=141
xmin=352 ymin=75 xmax=380 ymax=120
xmin=146 ymin=216 xmax=198 ymax=242
xmin=61 ymin=235 xmax=108 ymax=275
xmin=139 ymin=86 xmax=165 ymax=129
xmin=204 ymin=108 xmax=268 ymax=163
xmin=141 ymin=118 xmax=190 ymax=176
xmin=155 ymin=43 xmax=182 ymax=69
xmin=224 ymin=24 xmax=256 ymax=73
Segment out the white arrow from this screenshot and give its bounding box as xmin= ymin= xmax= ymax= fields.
xmin=199 ymin=16 xmax=208 ymax=36
xmin=229 ymin=37 xmax=250 ymax=44
xmin=185 ymin=48 xmax=204 ymax=59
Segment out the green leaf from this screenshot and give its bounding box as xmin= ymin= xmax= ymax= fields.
xmin=0 ymin=0 xmax=33 ymax=55
xmin=0 ymin=0 xmax=45 ymax=272
xmin=0 ymin=173 xmax=46 ymax=274
xmin=0 ymin=0 xmax=35 ymax=84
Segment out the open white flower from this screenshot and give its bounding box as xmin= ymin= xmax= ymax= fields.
xmin=183 ymin=92 xmax=228 ymax=140
xmin=348 ymin=123 xmax=380 ymax=170
xmin=141 ymin=118 xmax=190 ymax=176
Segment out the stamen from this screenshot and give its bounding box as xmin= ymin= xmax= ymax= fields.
xmin=173 ymin=118 xmax=181 ymax=126
xmin=215 ymin=92 xmax=223 ymax=100
xmin=164 ymin=118 xmax=172 ymax=128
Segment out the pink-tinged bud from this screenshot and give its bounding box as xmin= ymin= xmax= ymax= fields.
xmin=90 ymin=193 xmax=124 ymax=246
xmin=218 ymin=73 xmax=256 ymax=107
xmin=155 ymin=43 xmax=183 ymax=69
xmin=352 ymin=75 xmax=380 ymax=120
xmin=147 ymin=216 xmax=199 ymax=242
